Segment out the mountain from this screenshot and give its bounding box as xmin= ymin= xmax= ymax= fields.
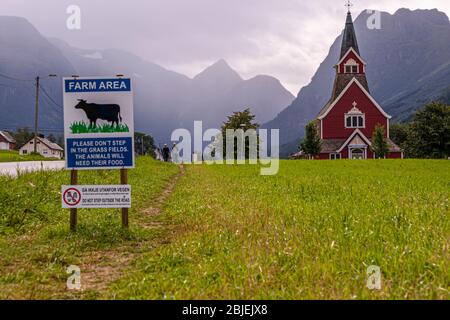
xmin=50 ymin=38 xmax=193 ymax=141
xmin=0 ymin=17 xmax=294 ymax=142
xmin=178 ymin=60 xmax=294 ymax=130
xmin=0 ymin=16 xmax=75 ymax=132
xmin=52 ymin=39 xmax=294 ymax=141
xmin=264 ymin=9 xmax=450 ymax=157
xmin=45 ymin=35 xmax=294 ymax=143
xmin=0 ymin=16 xmax=294 ymax=144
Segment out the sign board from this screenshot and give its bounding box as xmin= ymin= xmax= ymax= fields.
xmin=63 ymin=77 xmax=135 ymax=170
xmin=62 ymin=185 xmax=131 ymax=209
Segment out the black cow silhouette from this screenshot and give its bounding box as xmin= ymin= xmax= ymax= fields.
xmin=75 ymin=99 xmax=122 ymax=127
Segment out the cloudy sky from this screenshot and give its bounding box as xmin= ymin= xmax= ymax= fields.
xmin=0 ymin=0 xmax=449 ymax=94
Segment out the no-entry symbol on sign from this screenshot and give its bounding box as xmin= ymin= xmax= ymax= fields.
xmin=63 ymin=188 xmax=82 ymax=207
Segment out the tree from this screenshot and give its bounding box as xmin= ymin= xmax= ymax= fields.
xmin=134 ymin=132 xmax=156 ymax=157
xmin=371 ymin=124 xmax=389 ymax=158
xmin=12 ymin=127 xmax=34 ymax=150
xmin=300 ymin=120 xmax=321 ymax=159
xmin=56 ymin=135 xmax=65 ymax=149
xmin=221 ymin=108 xmax=260 ymax=160
xmin=47 ymin=134 xmax=57 ymax=143
xmin=390 ymin=123 xmax=410 ymax=148
xmin=404 ymin=102 xmax=450 ymax=159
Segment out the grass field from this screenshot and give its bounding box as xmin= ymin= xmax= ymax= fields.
xmin=0 ymin=150 xmax=55 ymax=163
xmin=70 ymin=121 xmax=130 ymax=134
xmin=0 ymin=159 xmax=448 ymax=299
xmin=0 ymin=157 xmax=179 ymax=299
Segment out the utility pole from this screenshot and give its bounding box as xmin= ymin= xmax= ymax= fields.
xmin=33 ymin=76 xmax=40 ymax=153
xmin=33 ymin=74 xmax=58 ymax=154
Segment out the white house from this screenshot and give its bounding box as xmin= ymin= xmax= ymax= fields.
xmin=0 ymin=131 xmax=16 ymax=150
xmin=19 ymin=137 xmax=64 ymax=159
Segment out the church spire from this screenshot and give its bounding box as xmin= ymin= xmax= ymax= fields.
xmin=340 ymin=10 xmax=360 ymax=58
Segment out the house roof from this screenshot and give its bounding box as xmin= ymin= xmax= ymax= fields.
xmin=387 ymin=138 xmax=402 ymax=153
xmin=21 ymin=137 xmax=64 ymax=151
xmin=0 ymin=130 xmax=16 ymax=143
xmin=39 ymin=137 xmax=64 ymax=151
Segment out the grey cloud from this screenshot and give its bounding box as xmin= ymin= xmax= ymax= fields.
xmin=0 ymin=0 xmax=448 ymax=93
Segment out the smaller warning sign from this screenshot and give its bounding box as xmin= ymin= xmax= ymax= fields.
xmin=62 ymin=185 xmax=131 ymax=209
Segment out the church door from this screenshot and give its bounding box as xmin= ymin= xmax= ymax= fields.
xmin=351 ymin=148 xmax=365 ymax=160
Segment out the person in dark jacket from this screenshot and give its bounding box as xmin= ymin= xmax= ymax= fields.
xmin=162 ymin=144 xmax=171 ymax=162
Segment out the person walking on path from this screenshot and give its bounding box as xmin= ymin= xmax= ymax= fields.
xmin=162 ymin=144 xmax=171 ymax=162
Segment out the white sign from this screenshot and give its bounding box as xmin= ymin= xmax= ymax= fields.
xmin=63 ymin=77 xmax=135 ymax=170
xmin=62 ymin=185 xmax=131 ymax=209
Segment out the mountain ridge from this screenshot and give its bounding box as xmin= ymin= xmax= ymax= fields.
xmin=0 ymin=18 xmax=294 ymax=143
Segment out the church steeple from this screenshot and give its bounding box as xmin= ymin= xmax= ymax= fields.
xmin=340 ymin=11 xmax=360 ymax=58
xmin=328 ymin=9 xmax=370 ymax=101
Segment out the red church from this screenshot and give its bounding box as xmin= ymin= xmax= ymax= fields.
xmin=315 ymin=11 xmax=403 ymax=160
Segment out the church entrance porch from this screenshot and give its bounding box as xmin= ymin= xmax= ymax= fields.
xmin=349 ymin=147 xmax=366 ymax=159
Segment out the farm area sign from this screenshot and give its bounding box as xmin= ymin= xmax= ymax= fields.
xmin=62 ymin=76 xmax=135 ymax=231
xmin=63 ymin=77 xmax=135 ymax=170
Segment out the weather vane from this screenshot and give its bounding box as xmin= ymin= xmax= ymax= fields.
xmin=345 ymin=0 xmax=353 ymax=13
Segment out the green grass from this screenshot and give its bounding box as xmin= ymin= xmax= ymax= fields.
xmin=0 ymin=159 xmax=448 ymax=300
xmin=108 ymin=160 xmax=450 ymax=300
xmin=70 ymin=121 xmax=130 ymax=134
xmin=0 ymin=157 xmax=179 ymax=299
xmin=0 ymin=150 xmax=55 ymax=163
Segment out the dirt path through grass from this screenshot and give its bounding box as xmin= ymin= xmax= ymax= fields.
xmin=71 ymin=165 xmax=185 ymax=297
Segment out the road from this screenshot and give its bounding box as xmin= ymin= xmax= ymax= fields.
xmin=0 ymin=161 xmax=66 ymax=177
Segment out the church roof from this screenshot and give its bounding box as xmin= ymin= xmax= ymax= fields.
xmin=320 ymin=136 xmax=403 ymax=154
xmin=318 ymin=78 xmax=391 ymax=120
xmin=320 ymin=139 xmax=346 ymax=153
xmin=340 ymin=12 xmax=360 ymax=59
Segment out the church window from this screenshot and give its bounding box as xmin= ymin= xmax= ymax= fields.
xmin=345 ymin=103 xmax=365 ymax=128
xmin=345 ymin=115 xmax=365 ymax=128
xmin=344 ymin=58 xmax=359 ymax=74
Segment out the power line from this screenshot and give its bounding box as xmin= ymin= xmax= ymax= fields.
xmin=40 ymin=85 xmax=63 ymax=108
xmin=0 ymin=125 xmax=64 ymax=133
xmin=0 ymin=82 xmax=33 ymax=89
xmin=0 ymin=72 xmax=34 ymax=82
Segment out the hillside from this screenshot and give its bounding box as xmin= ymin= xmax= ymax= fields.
xmin=0 ymin=16 xmax=75 ymax=133
xmin=51 ymin=42 xmax=294 ymax=142
xmin=52 ymin=39 xmax=294 ymax=142
xmin=0 ymin=15 xmax=294 ymax=144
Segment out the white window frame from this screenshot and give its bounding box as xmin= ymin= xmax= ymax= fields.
xmin=330 ymin=153 xmax=341 ymax=160
xmin=345 ymin=114 xmax=365 ymax=129
xmin=344 ymin=58 xmax=359 ymax=74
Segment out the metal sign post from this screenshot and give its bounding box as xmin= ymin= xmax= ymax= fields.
xmin=120 ymin=169 xmax=129 ymax=228
xmin=70 ymin=170 xmax=78 ymax=231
